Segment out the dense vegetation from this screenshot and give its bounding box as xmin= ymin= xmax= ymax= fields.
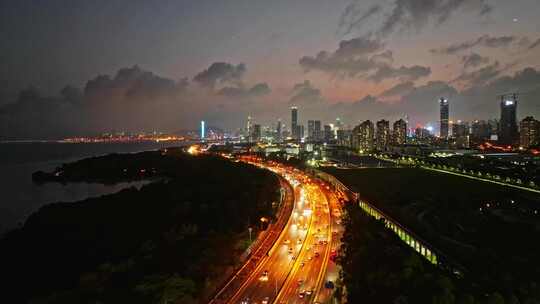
xmin=1 ymin=150 xmax=280 ymax=303
xmin=327 ymin=167 xmax=540 ymax=303
xmin=340 ymin=202 xmax=473 ymax=304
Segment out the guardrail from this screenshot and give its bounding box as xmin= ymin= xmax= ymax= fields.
xmin=308 ymin=168 xmax=466 ymax=277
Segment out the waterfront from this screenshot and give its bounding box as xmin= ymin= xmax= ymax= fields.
xmin=0 ymin=141 xmax=187 ymax=233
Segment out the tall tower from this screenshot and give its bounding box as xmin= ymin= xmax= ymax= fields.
xmin=246 ymin=115 xmax=252 ymax=142
xmin=393 ymin=119 xmax=407 ymax=145
xmin=499 ymin=94 xmax=518 ymax=145
xmin=291 ymin=106 xmax=298 ymax=139
xmin=200 ymin=121 xmax=205 ymax=140
xmin=276 ymin=119 xmax=282 ymax=141
xmin=439 ymin=98 xmax=449 ymax=139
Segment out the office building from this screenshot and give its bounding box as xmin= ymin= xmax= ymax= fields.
xmin=376 ymin=119 xmax=390 ymax=151
xmin=291 ymin=107 xmax=298 ymax=139
xmin=276 ymin=119 xmax=282 ymax=142
xmin=252 ymin=124 xmax=261 ymax=142
xmin=393 ymin=119 xmax=407 ymax=145
xmin=471 ymin=120 xmax=490 ymax=142
xmin=440 ymin=98 xmax=449 ymax=139
xmin=499 ymin=95 xmax=518 ymax=145
xmin=520 ymin=116 xmax=540 ymax=148
xmin=324 ymin=125 xmax=333 ymax=142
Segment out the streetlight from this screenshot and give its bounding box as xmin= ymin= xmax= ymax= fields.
xmin=248 ymin=227 xmax=253 ymax=243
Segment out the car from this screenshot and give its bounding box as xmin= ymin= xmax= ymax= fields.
xmin=240 ymin=298 xmax=250 ymax=304
xmin=259 ymin=270 xmax=269 ymax=281
xmin=305 ymin=289 xmax=313 ymax=296
xmin=284 ymin=239 xmax=290 ymax=244
xmin=314 ymin=252 xmax=320 ymax=258
xmin=262 ymin=297 xmax=270 ymax=304
xmin=325 ymin=280 xmax=335 ymax=289
xmin=298 ymin=279 xmax=304 ymax=286
xmin=299 ymin=291 xmax=305 ymax=298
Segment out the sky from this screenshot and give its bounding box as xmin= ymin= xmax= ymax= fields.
xmin=1 ymin=0 xmax=540 ymax=138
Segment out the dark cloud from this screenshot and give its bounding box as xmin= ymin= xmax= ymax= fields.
xmin=461 ymin=53 xmax=490 ymax=69
xmin=0 ymin=66 xmax=192 ymax=139
xmin=217 ymin=83 xmax=271 ymax=98
xmin=342 ymin=0 xmax=492 ymax=38
xmin=289 ymin=80 xmax=324 ymax=105
xmin=379 ymin=81 xmax=415 ymax=98
xmin=337 ymin=3 xmax=382 ymax=36
xmin=431 ymin=35 xmax=519 ymax=55
xmin=369 ymin=65 xmax=431 ymax=83
xmin=193 ymin=62 xmax=246 ymax=88
xmin=453 ymin=62 xmax=501 ymax=86
xmin=299 ymin=37 xmax=430 ymax=82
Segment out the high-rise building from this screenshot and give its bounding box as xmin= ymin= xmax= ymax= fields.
xmin=337 ymin=129 xmax=352 ymax=147
xmin=393 ymin=119 xmax=407 ymax=145
xmin=307 ymin=120 xmax=322 ymax=141
xmin=308 ymin=120 xmax=315 ymax=140
xmin=376 ymin=119 xmax=390 ymax=151
xmin=246 ymin=115 xmax=252 ymax=142
xmin=201 ymin=120 xmax=205 ymax=139
xmin=324 ymin=125 xmax=332 ymax=142
xmin=520 ymin=116 xmax=540 ymax=148
xmin=352 ymin=120 xmax=375 ymax=152
xmin=291 ymin=107 xmax=298 ymax=139
xmin=452 ymin=120 xmax=469 ymax=138
xmin=439 ymin=98 xmax=449 ymax=139
xmin=252 ymin=124 xmax=261 ymax=142
xmin=499 ymin=95 xmax=518 ymax=145
xmin=471 ymin=120 xmax=491 ymax=142
xmin=276 ymin=119 xmax=282 ymax=142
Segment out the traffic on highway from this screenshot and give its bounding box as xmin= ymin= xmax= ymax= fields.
xmin=222 ymin=157 xmax=344 ymax=304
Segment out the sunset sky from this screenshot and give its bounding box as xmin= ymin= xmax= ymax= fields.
xmin=1 ymin=0 xmax=540 ymax=138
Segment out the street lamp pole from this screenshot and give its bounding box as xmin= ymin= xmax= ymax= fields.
xmin=248 ymin=227 xmax=253 ymax=243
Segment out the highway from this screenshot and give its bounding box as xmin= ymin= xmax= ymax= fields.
xmin=222 ymin=158 xmax=343 ymax=304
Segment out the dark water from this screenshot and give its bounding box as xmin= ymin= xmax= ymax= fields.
xmin=0 ymin=141 xmax=188 ymax=233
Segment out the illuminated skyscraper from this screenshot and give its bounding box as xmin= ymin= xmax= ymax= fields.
xmin=352 ymin=120 xmax=375 ymax=152
xmin=376 ymin=119 xmax=390 ymax=151
xmin=393 ymin=119 xmax=407 ymax=145
xmin=439 ymin=98 xmax=449 ymax=139
xmin=201 ymin=120 xmax=205 ymax=139
xmin=520 ymin=116 xmax=540 ymax=148
xmin=252 ymin=124 xmax=261 ymax=142
xmin=246 ymin=115 xmax=252 ymax=141
xmin=499 ymin=95 xmax=518 ymax=145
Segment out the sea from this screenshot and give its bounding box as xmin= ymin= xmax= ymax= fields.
xmin=0 ymin=141 xmax=189 ymax=234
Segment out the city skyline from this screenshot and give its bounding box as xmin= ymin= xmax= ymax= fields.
xmin=1 ymin=1 xmax=540 ymax=139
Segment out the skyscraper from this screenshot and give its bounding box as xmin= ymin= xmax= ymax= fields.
xmin=308 ymin=120 xmax=315 ymax=141
xmin=276 ymin=119 xmax=282 ymax=142
xmin=246 ymin=115 xmax=252 ymax=142
xmin=520 ymin=116 xmax=540 ymax=148
xmin=291 ymin=107 xmax=298 ymax=139
xmin=252 ymin=124 xmax=261 ymax=142
xmin=499 ymin=95 xmax=518 ymax=145
xmin=471 ymin=120 xmax=490 ymax=142
xmin=393 ymin=119 xmax=407 ymax=145
xmin=352 ymin=120 xmax=375 ymax=152
xmin=324 ymin=124 xmax=332 ymax=142
xmin=201 ymin=120 xmax=205 ymax=139
xmin=439 ymin=98 xmax=449 ymax=139
xmin=376 ymin=119 xmax=390 ymax=151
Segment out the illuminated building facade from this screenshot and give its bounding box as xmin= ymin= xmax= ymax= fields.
xmin=376 ymin=119 xmax=390 ymax=151
xmin=439 ymin=98 xmax=449 ymax=139
xmin=393 ymin=119 xmax=407 ymax=145
xmin=520 ymin=116 xmax=540 ymax=148
xmin=499 ymin=95 xmax=518 ymax=145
